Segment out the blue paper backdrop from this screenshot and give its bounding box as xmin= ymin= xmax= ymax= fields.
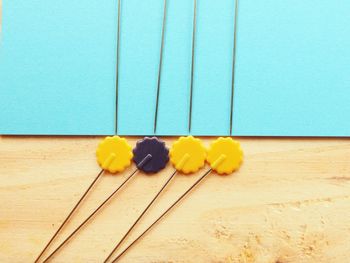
xmin=1 ymin=0 xmax=350 ymax=136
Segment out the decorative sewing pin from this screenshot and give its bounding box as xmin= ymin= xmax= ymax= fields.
xmin=230 ymin=0 xmax=239 ymax=135
xmin=188 ymin=0 xmax=197 ymax=133
xmin=34 ymin=136 xmax=133 ymax=263
xmin=109 ymin=137 xmax=243 ymax=262
xmin=104 ymin=136 xmax=207 ymax=262
xmin=41 ymin=136 xmax=147 ymax=262
xmin=153 ymin=0 xmax=168 ymax=134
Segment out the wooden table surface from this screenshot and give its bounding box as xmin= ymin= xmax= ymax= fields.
xmin=1 ymin=136 xmax=350 ymax=263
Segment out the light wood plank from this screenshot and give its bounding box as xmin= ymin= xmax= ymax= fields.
xmin=1 ymin=136 xmax=350 ymax=262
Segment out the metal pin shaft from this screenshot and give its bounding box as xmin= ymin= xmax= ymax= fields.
xmin=104 ymin=169 xmax=177 ymax=262
xmin=230 ymin=0 xmax=238 ymax=135
xmin=42 ymin=168 xmax=139 ymax=262
xmin=110 ymin=168 xmax=212 ymax=263
xmin=154 ymin=0 xmax=168 ymax=134
xmin=188 ymin=0 xmax=197 ymax=133
xmin=34 ymin=169 xmax=104 ymax=263
xmin=116 ymin=0 xmax=121 ymax=134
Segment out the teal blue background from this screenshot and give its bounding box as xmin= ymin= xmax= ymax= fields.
xmin=0 ymin=0 xmax=117 ymax=135
xmin=233 ymin=0 xmax=350 ymax=136
xmin=1 ymin=0 xmax=350 ymax=136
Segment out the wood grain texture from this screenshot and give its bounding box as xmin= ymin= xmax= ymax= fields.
xmin=1 ymin=136 xmax=350 ymax=263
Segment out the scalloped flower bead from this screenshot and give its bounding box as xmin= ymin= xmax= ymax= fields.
xmin=170 ymin=136 xmax=207 ymax=174
xmin=207 ymin=137 xmax=243 ymax=175
xmin=96 ymin=136 xmax=133 ymax=173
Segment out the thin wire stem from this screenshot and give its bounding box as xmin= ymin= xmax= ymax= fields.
xmin=230 ymin=0 xmax=239 ymax=136
xmin=154 ymin=0 xmax=168 ymax=134
xmin=188 ymin=0 xmax=197 ymax=133
xmin=42 ymin=168 xmax=139 ymax=263
xmin=115 ymin=0 xmax=121 ymax=134
xmin=34 ymin=169 xmax=104 ymax=263
xmin=110 ymin=168 xmax=212 ymax=263
xmin=104 ymin=169 xmax=177 ymax=262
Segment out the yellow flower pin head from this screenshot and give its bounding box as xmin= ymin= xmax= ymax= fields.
xmin=170 ymin=136 xmax=207 ymax=174
xmin=207 ymin=137 xmax=243 ymax=175
xmin=96 ymin=136 xmax=133 ymax=173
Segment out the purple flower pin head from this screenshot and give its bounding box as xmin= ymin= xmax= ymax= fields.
xmin=133 ymin=137 xmax=169 ymax=174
